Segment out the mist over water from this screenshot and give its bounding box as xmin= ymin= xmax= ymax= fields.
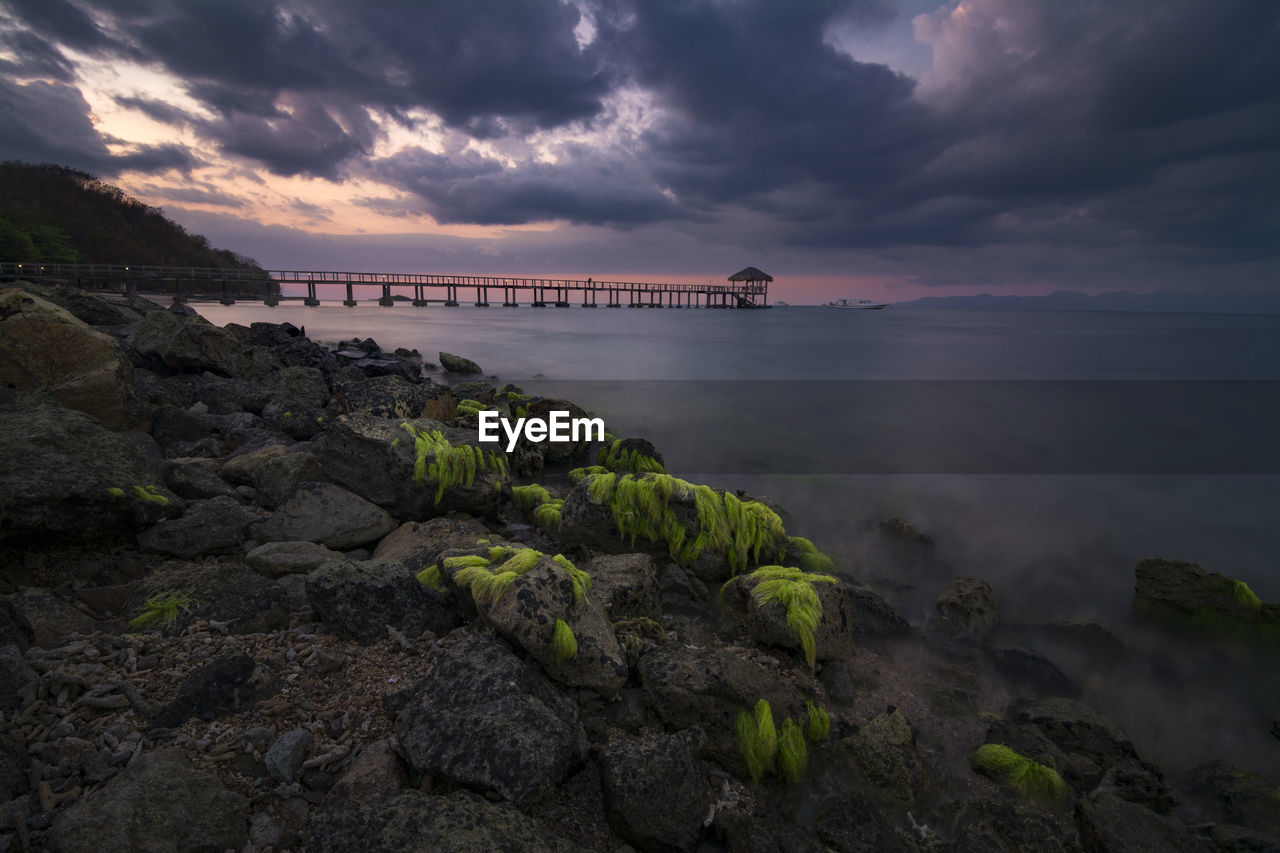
xmin=198 ymin=300 xmax=1280 ymax=773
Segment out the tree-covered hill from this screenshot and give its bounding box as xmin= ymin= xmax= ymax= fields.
xmin=0 ymin=161 xmax=262 ymax=271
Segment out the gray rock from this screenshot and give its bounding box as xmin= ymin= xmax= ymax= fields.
xmin=305 ymin=790 xmax=589 ymax=852
xmin=371 ymin=516 xmax=494 ymax=574
xmin=814 ymin=795 xmax=915 ymax=853
xmin=264 ymin=728 xmax=313 ymax=783
xmin=315 ymin=415 xmax=507 ymax=519
xmin=0 ymin=289 xmax=143 ymax=430
xmin=1010 ymin=697 xmax=1137 ymax=775
xmin=162 ymin=457 xmax=239 ymax=500
xmin=638 ymin=643 xmax=812 ymax=770
xmin=587 ymin=553 xmax=661 ymax=621
xmin=719 ymin=571 xmax=856 ymax=666
xmin=220 ymin=445 xmax=326 ymax=508
xmin=149 ymin=405 xmax=214 ymax=453
xmin=448 ymin=552 xmax=626 ymax=694
xmin=1077 ymin=792 xmax=1200 ymax=853
xmin=438 ymin=351 xmax=482 ymax=374
xmin=257 ymin=366 xmax=329 ymax=438
xmin=936 ymin=576 xmax=1000 ymax=638
xmin=1134 ymin=558 xmax=1280 ymax=647
xmin=988 ymin=646 xmax=1081 ymax=699
xmin=246 ymin=540 xmax=343 ymax=577
xmin=152 ymin=652 xmax=281 ymax=729
xmin=137 ymin=495 xmax=259 ymax=558
xmin=0 ymin=644 xmax=36 ymax=711
xmin=3 ymin=588 xmax=98 ymax=648
xmin=334 ymin=375 xmax=447 ymax=419
xmin=253 ymin=481 xmax=395 ymax=549
xmin=48 ymin=748 xmax=249 ymax=853
xmin=394 ymin=631 xmax=584 ymax=806
xmin=128 ymin=560 xmax=289 ymax=635
xmin=600 ymin=729 xmax=709 ymax=851
xmin=135 ymin=309 xmax=274 ymax=378
xmin=0 ymin=396 xmax=166 ymax=542
xmin=306 ymin=558 xmax=460 ymax=644
xmin=839 ymin=708 xmax=930 ymax=811
xmin=324 ymin=739 xmax=405 ymax=804
xmin=937 ymin=797 xmax=1080 ymax=853
xmin=1176 ymin=760 xmax=1280 ymax=837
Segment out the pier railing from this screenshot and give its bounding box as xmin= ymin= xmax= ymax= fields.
xmin=0 ymin=262 xmax=770 ymax=309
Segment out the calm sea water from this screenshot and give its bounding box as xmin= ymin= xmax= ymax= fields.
xmin=198 ymin=300 xmax=1280 ymax=772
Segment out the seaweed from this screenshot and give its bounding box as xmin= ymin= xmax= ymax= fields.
xmin=972 ymin=743 xmax=1071 ymax=806
xmin=401 ymin=423 xmax=506 ymax=504
xmin=598 ymin=439 xmax=665 ymax=474
xmin=736 ymin=699 xmax=779 ymax=783
xmin=789 ymin=536 xmax=836 ymax=574
xmin=415 ymin=564 xmax=445 ymax=591
xmin=551 ymin=618 xmax=578 ymax=664
xmin=777 ymin=718 xmax=808 ymax=782
xmin=131 ymin=484 xmax=170 ymax=506
xmin=746 ymin=565 xmax=838 ymax=668
xmin=127 ymin=591 xmax=192 ymax=631
xmin=806 ymin=701 xmax=831 ymax=743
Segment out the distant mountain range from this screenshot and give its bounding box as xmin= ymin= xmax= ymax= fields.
xmin=899 ymin=288 xmax=1280 ymax=315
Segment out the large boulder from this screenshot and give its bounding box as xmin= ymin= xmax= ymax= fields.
xmin=306 ymin=790 xmax=589 ymax=852
xmin=638 ymin=643 xmax=813 ymax=769
xmin=839 ymin=708 xmax=930 ymax=812
xmin=440 ymin=549 xmax=627 ymax=694
xmin=220 ymin=444 xmax=325 ymax=507
xmin=333 ymin=375 xmax=449 ymax=419
xmin=127 ymin=560 xmax=289 ymax=635
xmin=1008 ymin=697 xmax=1137 ymax=786
xmin=257 ymin=366 xmax=330 ymax=438
xmin=0 ymin=396 xmax=166 ymax=542
xmin=1076 ymin=792 xmax=1200 ymax=853
xmin=719 ymin=569 xmax=856 ymax=666
xmin=371 ymin=515 xmax=494 ymax=574
xmin=315 ymin=415 xmax=508 ymax=519
xmin=936 ymin=576 xmax=1000 ymax=638
xmin=134 ymin=309 xmax=276 ymax=377
xmin=252 ymin=481 xmax=395 ymax=549
xmin=438 ymin=351 xmax=481 ymax=374
xmin=0 ymin=288 xmax=143 ymax=429
xmin=137 ymin=495 xmax=260 ymax=558
xmin=152 ymin=652 xmax=281 ymax=729
xmin=246 ymin=540 xmax=343 ymax=577
xmin=1134 ymin=558 xmax=1280 ymax=647
xmin=48 ymin=748 xmax=249 ymax=853
xmin=306 ymin=558 xmax=460 ymax=644
xmin=394 ymin=631 xmax=584 ymax=806
xmin=600 ymin=729 xmax=710 ymax=852
xmin=1176 ymin=760 xmax=1280 ymax=837
xmin=586 ymin=553 xmax=661 ymax=621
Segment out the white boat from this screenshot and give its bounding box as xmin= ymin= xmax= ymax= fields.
xmin=824 ymin=297 xmax=888 ymax=309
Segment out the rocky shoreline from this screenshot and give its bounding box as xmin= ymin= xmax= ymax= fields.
xmin=1 ymin=281 xmax=1278 ymax=852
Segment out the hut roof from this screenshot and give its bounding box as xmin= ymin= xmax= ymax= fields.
xmin=728 ymin=266 xmax=773 ymax=282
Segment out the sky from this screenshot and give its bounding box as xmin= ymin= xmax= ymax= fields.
xmin=1 ymin=0 xmax=1277 ymax=305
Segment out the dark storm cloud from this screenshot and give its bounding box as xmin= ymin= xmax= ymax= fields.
xmin=0 ymin=0 xmax=1277 ymax=286
xmin=369 ymin=145 xmax=681 ymax=226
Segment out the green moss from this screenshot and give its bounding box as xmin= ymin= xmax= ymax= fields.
xmin=442 ymin=554 xmax=491 ymax=571
xmin=746 ymin=566 xmax=837 ymax=668
xmin=1232 ymin=579 xmax=1263 ymax=614
xmin=132 ymin=485 xmax=170 ymax=506
xmin=580 ymin=471 xmax=787 ymax=570
xmin=415 ymin=564 xmax=445 ymax=591
xmin=533 ymin=500 xmax=564 ymax=533
xmin=553 ymin=554 xmax=591 ymax=603
xmin=736 ymin=699 xmax=779 ymax=783
xmin=789 ymin=536 xmax=836 ymax=574
xmin=587 ymin=471 xmax=617 ymax=504
xmin=597 ymin=439 xmax=665 ymax=474
xmin=972 ymin=743 xmax=1071 ymax=806
xmin=495 ymin=547 xmax=541 ymax=575
xmin=402 ymin=423 xmax=506 ymax=504
xmin=512 ymin=484 xmax=554 ymax=513
xmin=107 ymin=486 xmax=125 ymax=498
xmin=127 ymin=591 xmax=191 ymax=631
xmin=551 ymin=618 xmax=578 ymax=664
xmin=806 ymin=701 xmax=830 ymax=743
xmin=568 ymin=465 xmax=608 ymax=483
xmin=777 ymin=718 xmax=808 ymax=783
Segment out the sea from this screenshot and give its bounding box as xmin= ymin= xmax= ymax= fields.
xmin=196 ymin=299 xmax=1280 ymax=774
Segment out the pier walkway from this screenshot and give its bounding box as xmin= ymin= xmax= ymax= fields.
xmin=0 ymin=263 xmax=772 ymax=309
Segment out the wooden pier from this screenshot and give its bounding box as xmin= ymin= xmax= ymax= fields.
xmin=0 ymin=263 xmax=773 ymax=309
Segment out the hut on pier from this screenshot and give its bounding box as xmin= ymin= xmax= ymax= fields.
xmin=728 ymin=266 xmax=773 ymax=308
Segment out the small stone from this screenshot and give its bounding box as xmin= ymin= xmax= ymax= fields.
xmin=264 ymin=729 xmax=313 ymax=784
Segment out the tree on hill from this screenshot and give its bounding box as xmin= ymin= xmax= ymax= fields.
xmin=0 ymin=161 xmax=262 ymax=270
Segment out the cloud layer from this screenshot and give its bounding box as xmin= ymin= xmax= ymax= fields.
xmin=1 ymin=0 xmax=1277 ymax=292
